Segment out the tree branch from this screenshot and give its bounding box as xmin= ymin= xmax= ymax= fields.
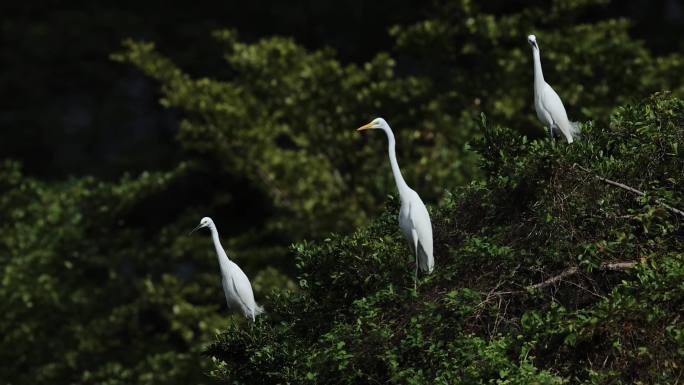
xmin=485 ymin=261 xmax=638 ymax=296
xmin=528 ymin=261 xmax=637 ymax=291
xmin=573 ymin=163 xmax=684 ymax=218
xmin=528 ymin=266 xmax=578 ymax=290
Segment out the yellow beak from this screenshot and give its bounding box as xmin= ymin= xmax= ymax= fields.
xmin=357 ymin=122 xmax=374 ymax=131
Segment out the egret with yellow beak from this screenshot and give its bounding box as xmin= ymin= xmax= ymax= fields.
xmin=358 ymin=118 xmax=434 ymax=289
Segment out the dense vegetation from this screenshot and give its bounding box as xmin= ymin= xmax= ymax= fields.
xmin=209 ymin=92 xmax=684 ymax=384
xmin=0 ymin=1 xmax=682 ymax=384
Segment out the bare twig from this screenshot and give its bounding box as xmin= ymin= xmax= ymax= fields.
xmin=528 ymin=266 xmax=579 ymax=290
xmin=482 ymin=261 xmax=638 ymax=297
xmin=601 ymin=261 xmax=638 ymax=271
xmin=573 ymin=163 xmax=684 ymax=218
xmin=529 ymin=261 xmax=637 ymax=291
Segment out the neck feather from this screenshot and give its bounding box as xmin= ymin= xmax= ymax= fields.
xmin=209 ymin=226 xmax=231 ymax=265
xmin=383 ymin=126 xmax=410 ymax=197
xmin=532 ymin=48 xmax=545 ymax=86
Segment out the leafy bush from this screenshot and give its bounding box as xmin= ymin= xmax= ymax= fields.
xmin=207 ymin=93 xmax=684 ymax=384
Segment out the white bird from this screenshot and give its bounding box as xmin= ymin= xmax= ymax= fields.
xmin=191 ymin=217 xmax=263 ymax=321
xmin=357 ymin=118 xmax=434 ymax=289
xmin=527 ymin=34 xmax=580 ymax=143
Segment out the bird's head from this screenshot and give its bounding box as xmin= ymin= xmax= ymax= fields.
xmin=527 ymin=34 xmax=538 ymax=49
xmin=190 ymin=216 xmax=214 ymax=234
xmin=357 ymin=117 xmax=389 ymax=132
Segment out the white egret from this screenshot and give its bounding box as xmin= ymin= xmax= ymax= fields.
xmin=357 ymin=118 xmax=434 ymax=289
xmin=191 ymin=217 xmax=264 ymax=321
xmin=528 ymin=34 xmax=580 ymax=143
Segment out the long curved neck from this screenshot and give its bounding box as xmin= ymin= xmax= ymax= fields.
xmin=383 ymin=126 xmax=410 ymax=197
xmin=532 ymin=47 xmax=545 ymax=87
xmin=209 ymin=225 xmax=231 ymax=269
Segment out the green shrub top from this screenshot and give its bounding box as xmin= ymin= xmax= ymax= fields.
xmin=207 ymin=93 xmax=684 ymax=385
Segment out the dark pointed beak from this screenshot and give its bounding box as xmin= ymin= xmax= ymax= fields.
xmin=189 ymin=224 xmax=203 ymax=235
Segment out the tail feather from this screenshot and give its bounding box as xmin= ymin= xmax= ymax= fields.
xmin=569 ymin=121 xmax=581 ymax=138
xmin=248 ymin=304 xmax=265 ymax=322
xmin=559 ymin=120 xmax=580 ymax=143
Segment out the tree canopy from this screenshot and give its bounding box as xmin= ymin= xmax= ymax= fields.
xmin=0 ymin=0 xmax=682 ymax=384
xmin=207 ymin=92 xmax=684 ymax=384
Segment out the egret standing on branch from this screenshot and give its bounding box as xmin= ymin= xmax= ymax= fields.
xmin=191 ymin=217 xmax=264 ymax=321
xmin=528 ymin=34 xmax=580 ymax=143
xmin=357 ymin=118 xmax=434 ymax=289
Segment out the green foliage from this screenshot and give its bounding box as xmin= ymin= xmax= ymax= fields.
xmin=0 ymin=162 xmax=231 ymax=384
xmin=108 ymin=0 xmax=684 ymax=270
xmin=111 ymin=29 xmax=475 ymax=245
xmin=207 ymin=93 xmax=684 ymax=384
xmin=392 ymin=0 xmax=684 ymax=136
xmin=2 ymin=1 xmax=684 ymax=384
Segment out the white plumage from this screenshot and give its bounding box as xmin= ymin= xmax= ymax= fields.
xmin=528 ymin=34 xmax=580 ymax=143
xmin=191 ymin=217 xmax=264 ymax=321
xmin=358 ymin=118 xmax=434 ymax=288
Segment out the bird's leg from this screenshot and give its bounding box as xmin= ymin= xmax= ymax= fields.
xmin=414 ymin=251 xmax=419 ymax=291
xmin=548 ymin=125 xmax=554 ymax=139
xmin=412 ymin=230 xmax=419 ymax=292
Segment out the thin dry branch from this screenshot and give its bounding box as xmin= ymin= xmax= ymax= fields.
xmin=573 ymin=163 xmax=684 ymax=218
xmin=484 ymin=261 xmax=638 ymax=296
xmin=528 ymin=266 xmax=579 ymax=290
xmin=529 ymin=261 xmax=637 ymax=291
xmin=601 ymin=261 xmax=638 ymax=271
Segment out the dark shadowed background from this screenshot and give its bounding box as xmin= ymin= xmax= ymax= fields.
xmin=2 ymin=0 xmax=682 ymax=179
